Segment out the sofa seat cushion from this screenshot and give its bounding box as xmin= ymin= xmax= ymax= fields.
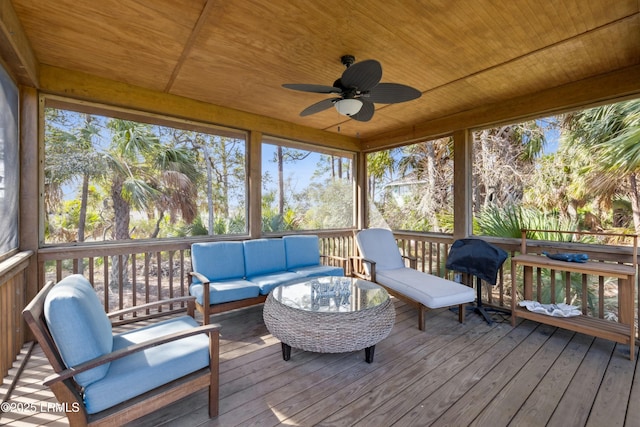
xmin=83 ymin=316 xmax=209 ymax=414
xmin=44 ymin=274 xmax=113 ymax=387
xmin=190 ymin=279 xmax=260 ymax=305
xmin=288 ymin=264 xmax=344 ymax=278
xmin=247 ymin=271 xmax=303 ymax=295
xmin=191 ymin=241 xmax=245 ymax=282
xmin=376 ymin=268 xmax=476 ymax=308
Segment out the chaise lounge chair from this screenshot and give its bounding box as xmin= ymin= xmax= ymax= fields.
xmin=353 ymin=228 xmax=476 ymax=330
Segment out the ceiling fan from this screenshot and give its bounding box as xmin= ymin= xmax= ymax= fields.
xmin=282 ymin=55 xmax=422 ymax=122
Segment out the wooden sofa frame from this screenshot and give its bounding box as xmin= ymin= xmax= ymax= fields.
xmin=22 ymin=280 xmax=221 ymax=427
xmin=190 ymin=252 xmax=347 ymax=324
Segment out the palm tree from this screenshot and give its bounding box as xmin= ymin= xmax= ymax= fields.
xmin=104 ymin=119 xmax=199 ymax=285
xmin=44 ymin=110 xmax=104 ymax=245
xmin=562 ymin=100 xmax=640 ymax=233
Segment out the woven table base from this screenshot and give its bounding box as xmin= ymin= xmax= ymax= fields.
xmin=263 ymin=291 xmax=395 ymax=356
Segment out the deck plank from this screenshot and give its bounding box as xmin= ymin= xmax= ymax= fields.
xmin=2 ymin=298 xmax=640 ymax=427
xmin=340 ymin=315 xmax=514 ymax=426
xmin=425 ymin=321 xmax=557 ymax=426
xmin=587 ymin=345 xmax=639 ymax=426
xmin=295 ymin=313 xmax=491 ymax=426
xmin=547 ymin=337 xmax=616 ymax=427
xmin=509 ymin=332 xmax=594 ymax=426
xmin=471 ymin=327 xmax=576 ymax=426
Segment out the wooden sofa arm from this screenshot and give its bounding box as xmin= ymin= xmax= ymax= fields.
xmin=190 ymin=271 xmax=210 ymax=285
xmin=44 ymin=323 xmax=221 ymax=386
xmin=190 ymin=271 xmax=213 ymax=323
xmin=321 ymin=254 xmax=349 ymax=273
xmin=107 ymin=296 xmax=197 ymax=320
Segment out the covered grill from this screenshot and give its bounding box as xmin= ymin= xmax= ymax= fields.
xmin=446 ymin=238 xmax=508 ymax=324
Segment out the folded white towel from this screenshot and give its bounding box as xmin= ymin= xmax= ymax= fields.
xmin=518 ymin=300 xmax=581 ymax=317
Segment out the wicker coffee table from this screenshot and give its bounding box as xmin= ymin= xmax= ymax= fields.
xmin=263 ymin=276 xmax=395 ymax=363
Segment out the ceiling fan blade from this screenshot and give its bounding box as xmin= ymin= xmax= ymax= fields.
xmin=365 ymin=83 xmax=422 ymax=104
xmin=300 ymin=98 xmax=339 ymax=116
xmin=350 ymin=100 xmax=375 ymax=122
xmin=283 ymin=84 xmax=342 ymax=94
xmin=341 ymin=59 xmax=382 ymax=92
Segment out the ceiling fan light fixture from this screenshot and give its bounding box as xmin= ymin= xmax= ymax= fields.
xmin=335 ymin=98 xmax=363 ymax=116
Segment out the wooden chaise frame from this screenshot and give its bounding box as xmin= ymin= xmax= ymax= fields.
xmin=351 ymin=254 xmax=465 ymax=331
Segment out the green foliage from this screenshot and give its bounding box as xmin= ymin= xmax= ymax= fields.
xmin=303 ymin=180 xmax=353 ymax=229
xmin=477 ymin=205 xmax=579 ymax=239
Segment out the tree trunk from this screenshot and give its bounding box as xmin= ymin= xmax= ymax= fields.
xmin=202 ymin=144 xmax=214 ymax=235
xmin=76 ymin=172 xmax=90 ymax=274
xmin=110 ymin=177 xmax=131 ymax=287
xmin=629 ymin=173 xmax=640 ymax=235
xmin=278 ymin=146 xmax=284 ymax=216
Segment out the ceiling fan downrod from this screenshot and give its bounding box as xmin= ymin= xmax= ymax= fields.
xmin=341 ymin=55 xmax=355 ymax=68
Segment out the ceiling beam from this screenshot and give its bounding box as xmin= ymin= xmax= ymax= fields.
xmin=0 ymin=0 xmax=39 ymax=86
xmin=362 ymin=64 xmax=640 ymax=151
xmin=164 ymin=0 xmax=223 ymax=93
xmin=39 ymin=64 xmax=360 ymax=152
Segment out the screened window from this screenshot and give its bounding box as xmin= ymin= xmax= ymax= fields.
xmin=472 ymin=98 xmax=640 ymax=239
xmin=261 ymin=138 xmax=354 ymax=231
xmin=44 ymin=107 xmax=247 ymax=244
xmin=367 ymin=137 xmax=454 ymax=232
xmin=0 ymin=65 xmax=19 ymax=256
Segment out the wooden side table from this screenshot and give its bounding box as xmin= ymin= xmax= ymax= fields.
xmin=511 ymin=230 xmax=637 ymax=360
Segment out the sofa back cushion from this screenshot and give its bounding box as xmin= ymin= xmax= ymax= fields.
xmin=191 ymin=241 xmax=246 ymax=282
xmin=356 ymin=228 xmax=406 ymax=272
xmin=283 ymin=235 xmax=320 ymax=269
xmin=44 ymin=274 xmax=113 ymax=387
xmin=243 ymin=239 xmax=287 ymax=277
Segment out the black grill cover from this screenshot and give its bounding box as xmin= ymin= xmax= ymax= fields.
xmin=446 ymin=238 xmax=508 ymax=286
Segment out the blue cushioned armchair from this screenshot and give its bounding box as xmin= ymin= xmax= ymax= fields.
xmin=22 ymin=274 xmax=220 ymax=426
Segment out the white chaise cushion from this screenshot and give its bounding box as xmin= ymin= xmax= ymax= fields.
xmin=355 ymin=228 xmax=406 ymax=272
xmin=376 ymin=268 xmax=476 ymax=308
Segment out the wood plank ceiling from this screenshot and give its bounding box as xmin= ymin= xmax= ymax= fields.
xmin=8 ymin=0 xmax=640 ymax=140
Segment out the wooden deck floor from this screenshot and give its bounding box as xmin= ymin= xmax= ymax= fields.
xmin=2 ymin=299 xmax=639 ymax=426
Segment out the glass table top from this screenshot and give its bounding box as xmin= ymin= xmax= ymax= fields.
xmin=270 ymin=276 xmax=389 ymax=312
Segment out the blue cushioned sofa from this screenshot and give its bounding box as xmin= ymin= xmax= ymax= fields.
xmin=190 ymin=235 xmax=345 ymax=323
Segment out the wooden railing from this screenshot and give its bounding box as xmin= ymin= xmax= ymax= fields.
xmin=3 ymin=228 xmax=639 ymax=390
xmin=37 ymin=230 xmax=356 ymax=318
xmin=391 ymin=231 xmax=639 ymax=338
xmin=392 ymin=232 xmax=520 ymax=310
xmin=0 ymin=251 xmax=32 ymax=385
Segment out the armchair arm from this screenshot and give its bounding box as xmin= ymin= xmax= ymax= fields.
xmin=44 ymin=323 xmax=221 ymax=386
xmin=401 ymin=254 xmax=417 ymax=269
xmin=350 ymin=256 xmax=377 ymax=282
